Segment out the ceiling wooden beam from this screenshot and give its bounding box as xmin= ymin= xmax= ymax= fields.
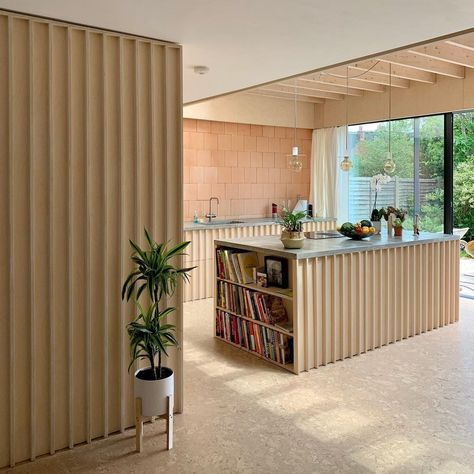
xmin=260 ymin=84 xmax=343 ymax=100
xmin=326 ymin=66 xmax=410 ymax=88
xmin=445 ymin=34 xmax=474 ymax=52
xmin=380 ymin=51 xmax=464 ymax=78
xmin=245 ymin=90 xmax=324 ymax=104
xmin=350 ymin=59 xmax=436 ymax=84
xmin=280 ymin=78 xmax=363 ymax=96
xmin=301 ymin=74 xmax=385 ymax=93
xmin=409 ymin=42 xmax=474 ymax=68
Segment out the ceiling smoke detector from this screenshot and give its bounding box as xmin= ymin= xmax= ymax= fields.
xmin=193 ymin=65 xmax=210 ymax=75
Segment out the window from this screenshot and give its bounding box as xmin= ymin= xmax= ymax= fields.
xmin=339 ymin=115 xmax=444 ymax=232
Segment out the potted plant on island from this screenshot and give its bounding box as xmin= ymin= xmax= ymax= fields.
xmin=122 ymin=229 xmax=194 ymax=436
xmin=393 ymin=217 xmax=404 ymax=237
xmin=370 ymin=208 xmax=384 ymax=234
xmin=369 ymin=173 xmax=391 ymax=234
xmin=278 ymin=208 xmax=307 ymax=249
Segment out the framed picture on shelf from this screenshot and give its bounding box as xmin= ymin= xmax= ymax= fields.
xmin=264 ymin=256 xmax=288 ymax=288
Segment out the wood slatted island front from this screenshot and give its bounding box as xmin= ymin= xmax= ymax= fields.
xmin=214 ymin=232 xmax=460 ymax=373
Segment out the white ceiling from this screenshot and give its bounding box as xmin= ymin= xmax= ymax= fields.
xmin=1 ymin=0 xmax=474 ymax=104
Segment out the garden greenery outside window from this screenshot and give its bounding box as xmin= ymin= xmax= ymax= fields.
xmin=337 ymin=115 xmax=445 ymax=233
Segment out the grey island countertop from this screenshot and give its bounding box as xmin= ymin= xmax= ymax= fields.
xmin=184 ymin=216 xmax=336 ymax=231
xmin=215 ymin=232 xmax=459 ymax=260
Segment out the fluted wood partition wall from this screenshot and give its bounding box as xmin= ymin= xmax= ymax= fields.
xmin=0 ymin=11 xmax=183 ymax=468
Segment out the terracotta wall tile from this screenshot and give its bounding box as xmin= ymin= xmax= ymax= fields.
xmin=197 ymin=150 xmax=212 ymax=167
xmin=250 ymin=124 xmax=263 ymax=136
xmin=244 ymin=167 xmax=256 ymax=183
xmin=262 ymin=125 xmax=275 ymax=137
xmin=197 ymin=183 xmax=212 ymax=200
xmin=184 ymin=149 xmax=198 ymax=167
xmin=231 ymin=167 xmax=245 ymax=184
xmin=217 ymin=134 xmax=232 ymax=151
xmin=237 ymin=151 xmax=251 ymax=168
xmin=244 ymin=135 xmax=257 ymax=152
xmin=256 ymin=136 xmax=269 ymax=152
xmin=237 ymin=123 xmax=251 ymax=135
xmin=183 ymin=119 xmax=311 ymax=220
xmin=196 ymin=120 xmax=211 ymax=133
xmin=183 ymin=118 xmax=197 ymax=131
xmin=203 ymin=133 xmax=218 ymax=150
xmin=250 ymin=151 xmax=262 ymax=168
xmin=217 ymin=166 xmax=232 ymax=184
xmin=225 ymin=150 xmax=238 ymax=167
xmin=210 ymin=121 xmax=225 ymax=134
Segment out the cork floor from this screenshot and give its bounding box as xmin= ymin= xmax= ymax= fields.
xmin=8 ymin=297 xmax=474 ymax=474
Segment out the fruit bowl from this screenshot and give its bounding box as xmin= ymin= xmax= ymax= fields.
xmin=337 ymin=221 xmax=376 ymax=240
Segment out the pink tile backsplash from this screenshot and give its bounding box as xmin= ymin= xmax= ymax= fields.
xmin=183 ymin=118 xmax=312 ymax=220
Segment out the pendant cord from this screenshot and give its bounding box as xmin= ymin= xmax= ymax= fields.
xmin=294 ymin=78 xmax=297 ymax=144
xmin=345 ymin=66 xmax=349 ymax=153
xmin=388 ymin=63 xmax=392 ymax=154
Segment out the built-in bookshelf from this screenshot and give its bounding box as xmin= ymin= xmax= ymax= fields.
xmin=214 ymin=245 xmax=296 ymax=373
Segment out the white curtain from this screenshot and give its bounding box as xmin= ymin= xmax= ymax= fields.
xmin=309 ymin=127 xmax=347 ymax=217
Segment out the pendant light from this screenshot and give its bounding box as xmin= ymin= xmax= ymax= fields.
xmin=383 ymin=63 xmax=396 ymax=174
xmin=287 ymin=79 xmax=304 ymax=172
xmin=340 ymin=66 xmax=352 ymax=171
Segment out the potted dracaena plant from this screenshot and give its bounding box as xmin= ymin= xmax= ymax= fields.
xmin=122 ymin=229 xmax=194 ymax=419
xmin=278 ymin=208 xmax=307 ymax=249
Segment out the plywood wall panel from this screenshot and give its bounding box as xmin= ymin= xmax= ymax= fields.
xmin=0 ymin=13 xmax=9 ymax=468
xmin=0 ymin=10 xmax=183 ymax=468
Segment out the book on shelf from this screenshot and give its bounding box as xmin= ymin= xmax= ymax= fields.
xmin=217 ymin=280 xmax=291 ymax=332
xmin=215 ymin=309 xmax=293 ymax=365
xmin=216 ymin=248 xmax=259 ymax=284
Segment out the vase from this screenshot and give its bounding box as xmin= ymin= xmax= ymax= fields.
xmin=372 ymin=221 xmax=381 ymax=234
xmin=134 ymin=366 xmax=174 ymax=416
xmin=280 ymin=230 xmax=305 ymax=249
xmin=394 ymin=227 xmax=403 ymax=237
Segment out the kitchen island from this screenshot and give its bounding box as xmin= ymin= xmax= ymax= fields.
xmin=214 ymin=232 xmax=460 ymax=373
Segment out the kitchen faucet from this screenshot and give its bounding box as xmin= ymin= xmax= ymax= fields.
xmin=206 ymin=197 xmax=219 ymax=223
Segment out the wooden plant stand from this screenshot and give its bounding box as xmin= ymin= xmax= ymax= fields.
xmin=135 ymin=396 xmax=174 ymax=452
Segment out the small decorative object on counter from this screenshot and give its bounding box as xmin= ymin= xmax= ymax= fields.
xmin=278 ymin=207 xmax=306 ymax=249
xmin=307 ymin=203 xmax=313 ymax=218
xmin=383 ymin=206 xmax=406 ymax=237
xmin=337 ymin=220 xmax=376 ymax=240
xmin=393 ymin=217 xmax=403 ymax=237
xmin=413 ymin=214 xmax=420 ymax=236
xmin=272 ymin=203 xmax=278 ymax=220
xmin=193 ymin=210 xmax=199 ymax=224
xmin=387 ymin=213 xmax=393 ymax=236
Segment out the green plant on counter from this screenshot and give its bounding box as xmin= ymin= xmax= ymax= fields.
xmin=392 ymin=218 xmax=403 ymax=229
xmin=382 ymin=206 xmax=407 ymax=222
xmin=122 ymin=229 xmax=195 ymax=380
xmin=278 ymin=208 xmax=307 ymax=232
xmin=370 ymin=208 xmax=385 ymax=222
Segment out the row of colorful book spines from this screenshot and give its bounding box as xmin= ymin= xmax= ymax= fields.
xmin=217 ymin=281 xmax=269 ymax=323
xmin=215 ymin=311 xmax=291 ymax=365
xmin=216 ymin=249 xmax=244 ymax=283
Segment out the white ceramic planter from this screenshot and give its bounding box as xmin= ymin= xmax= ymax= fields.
xmin=372 ymin=221 xmax=381 ymax=234
xmin=134 ymin=366 xmax=174 ymax=417
xmin=281 ymin=230 xmax=305 ymax=249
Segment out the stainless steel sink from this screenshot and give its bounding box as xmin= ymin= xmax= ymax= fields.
xmin=201 ymin=219 xmax=245 ymax=225
xmin=305 ymin=231 xmax=344 ymax=239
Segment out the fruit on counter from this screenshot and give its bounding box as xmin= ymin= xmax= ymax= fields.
xmin=338 ymin=221 xmax=376 ymax=240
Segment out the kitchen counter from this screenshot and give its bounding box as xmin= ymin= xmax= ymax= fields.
xmin=215 ymin=232 xmax=459 ymax=260
xmin=184 ymin=216 xmax=335 ymax=231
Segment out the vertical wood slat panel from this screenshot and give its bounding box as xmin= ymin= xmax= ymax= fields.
xmin=1 ymin=11 xmax=183 ymax=468
xmin=0 ymin=13 xmax=9 ymax=467
xmin=294 ymin=240 xmax=459 ymax=374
